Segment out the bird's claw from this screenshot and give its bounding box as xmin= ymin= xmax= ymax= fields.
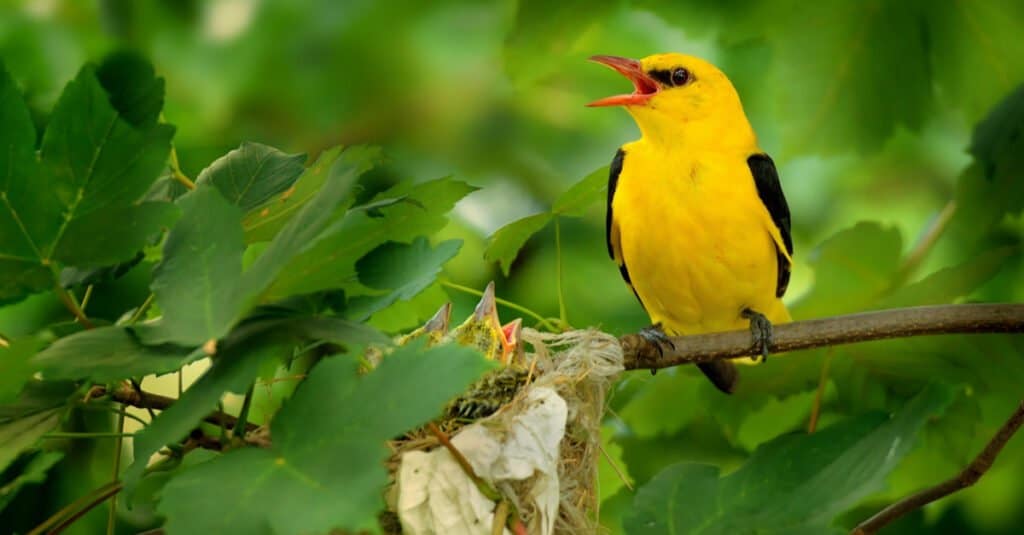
xmin=741 ymin=308 xmax=773 ymax=362
xmin=639 ymin=323 xmax=675 ymax=356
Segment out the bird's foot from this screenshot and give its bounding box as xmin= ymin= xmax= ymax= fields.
xmin=741 ymin=308 xmax=773 ymax=363
xmin=639 ymin=323 xmax=675 ymax=375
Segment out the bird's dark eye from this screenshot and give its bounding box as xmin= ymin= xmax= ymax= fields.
xmin=671 ymin=67 xmax=690 ymax=86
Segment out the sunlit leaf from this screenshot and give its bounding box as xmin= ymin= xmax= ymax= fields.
xmin=239 ymin=146 xmax=377 ymax=305
xmin=241 ymin=146 xmax=348 ymax=243
xmin=624 ymin=384 xmax=953 ymax=534
xmin=158 ymin=342 xmax=494 ymax=534
xmin=484 ymin=212 xmax=553 ymax=277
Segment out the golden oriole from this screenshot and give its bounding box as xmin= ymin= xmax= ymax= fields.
xmin=588 ymin=53 xmax=793 ymax=393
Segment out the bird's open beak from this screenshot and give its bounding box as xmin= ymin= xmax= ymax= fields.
xmin=587 ymin=55 xmax=659 ymax=107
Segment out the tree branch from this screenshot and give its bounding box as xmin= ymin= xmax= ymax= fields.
xmin=852 ymin=400 xmax=1024 ymax=534
xmin=621 ymin=304 xmax=1024 ymax=371
xmin=92 ymin=385 xmax=258 ymax=433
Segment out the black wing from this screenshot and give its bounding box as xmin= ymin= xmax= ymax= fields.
xmin=606 ymin=148 xmax=643 ymax=304
xmin=747 ymin=154 xmax=792 ymax=298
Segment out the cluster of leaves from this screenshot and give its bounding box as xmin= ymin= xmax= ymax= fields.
xmin=0 ymin=52 xmax=494 ymax=534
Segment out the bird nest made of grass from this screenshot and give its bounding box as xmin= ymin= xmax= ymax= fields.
xmin=378 ymin=284 xmax=624 ymax=535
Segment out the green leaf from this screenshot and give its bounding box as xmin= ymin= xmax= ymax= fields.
xmin=195 ymin=142 xmax=306 ymax=212
xmin=0 ymin=338 xmax=43 ymax=405
xmin=239 ymin=146 xmax=377 ymax=304
xmin=879 ymin=246 xmax=1019 ymax=308
xmin=124 ymin=339 xmax=285 ymax=489
xmin=140 ymin=185 xmax=246 ymax=346
xmin=792 ymin=222 xmax=902 ymax=319
xmin=0 ymin=58 xmax=172 ymax=301
xmin=624 ymin=384 xmax=953 ymax=535
xmin=950 ymin=85 xmax=1024 ymax=245
xmin=0 ymin=451 xmax=63 ymax=512
xmin=42 ymin=64 xmax=175 ymax=260
xmin=346 ymin=238 xmax=462 ymax=321
xmin=771 ymin=3 xmax=932 ymax=154
xmin=552 ymin=166 xmax=608 ymax=217
xmin=241 ymin=146 xmax=348 ymax=243
xmin=53 ymin=201 xmax=179 ymax=268
xmin=266 ymin=177 xmax=476 ymax=299
xmin=484 ymin=212 xmax=553 ymax=276
xmin=0 ymin=409 xmax=62 ymax=474
xmin=158 ymin=342 xmax=494 ymax=534
xmin=95 ymin=50 xmax=164 ymax=128
xmin=618 ymin=370 xmax=700 ymax=439
xmin=0 ymin=61 xmax=53 ymax=300
xmin=33 ymin=327 xmax=197 ymax=382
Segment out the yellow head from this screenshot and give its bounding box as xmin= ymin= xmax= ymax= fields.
xmin=588 ymin=53 xmax=755 ymax=148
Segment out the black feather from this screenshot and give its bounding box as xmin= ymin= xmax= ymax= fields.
xmin=747 ymin=154 xmax=793 ymax=297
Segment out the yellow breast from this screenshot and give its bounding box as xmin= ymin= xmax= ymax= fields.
xmin=613 ymin=141 xmax=786 ymax=335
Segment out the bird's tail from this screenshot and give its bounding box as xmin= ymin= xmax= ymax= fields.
xmin=698 ymin=360 xmax=738 ymax=394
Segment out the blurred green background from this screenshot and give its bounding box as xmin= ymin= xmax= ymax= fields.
xmin=1 ymin=0 xmax=1023 ymax=533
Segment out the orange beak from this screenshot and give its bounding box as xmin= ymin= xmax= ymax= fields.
xmin=586 ymin=55 xmax=659 ymax=107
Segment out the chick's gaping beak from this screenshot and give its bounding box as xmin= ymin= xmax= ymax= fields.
xmin=586 ymin=55 xmax=659 ymax=107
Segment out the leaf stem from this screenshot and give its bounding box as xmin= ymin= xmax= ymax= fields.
xmin=106 ymin=407 xmax=126 ymax=535
xmin=554 ymin=217 xmax=569 ymax=328
xmin=440 ymin=280 xmax=559 ymax=332
xmin=233 ymin=383 xmax=256 ymax=440
xmin=127 ymin=293 xmax=155 ymax=325
xmin=80 ymin=284 xmax=94 ymax=312
xmin=43 ymin=432 xmax=135 ymax=439
xmin=54 ymin=284 xmax=93 ymax=329
xmin=26 ymin=481 xmax=123 ymax=535
xmin=168 ymin=144 xmax=196 ymax=190
xmin=807 ymin=350 xmax=833 ymax=433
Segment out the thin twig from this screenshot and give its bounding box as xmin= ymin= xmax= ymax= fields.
xmin=46 ymin=482 xmax=123 ymax=535
xmin=622 ymin=304 xmax=1024 ymax=371
xmin=25 ymin=481 xmax=122 ymax=535
xmin=852 ymin=400 xmax=1024 ymax=534
xmin=130 ymin=379 xmax=157 ymax=420
xmin=168 ymin=145 xmax=196 ymax=190
xmin=107 ymin=407 xmax=126 ymax=535
xmin=95 ymin=385 xmax=258 ymax=432
xmin=54 ymin=285 xmax=93 ymax=329
xmin=807 ymin=349 xmax=833 ymax=434
xmin=440 ymin=280 xmax=560 ymax=332
xmin=893 ymin=200 xmax=957 ymax=286
xmin=426 ymin=422 xmax=500 ymax=501
xmin=554 ymin=217 xmax=569 ymax=328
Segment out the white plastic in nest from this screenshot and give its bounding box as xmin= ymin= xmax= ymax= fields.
xmin=397 ymin=386 xmax=568 ymax=535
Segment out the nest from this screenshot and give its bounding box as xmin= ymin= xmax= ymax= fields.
xmin=385 ymin=328 xmax=624 ymax=534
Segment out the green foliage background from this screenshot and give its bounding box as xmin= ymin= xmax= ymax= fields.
xmin=0 ymin=1 xmax=1023 ymax=534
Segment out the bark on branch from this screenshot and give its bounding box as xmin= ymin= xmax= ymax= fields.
xmin=852 ymin=400 xmax=1024 ymax=534
xmin=621 ymin=303 xmax=1024 ymax=371
xmin=92 ymin=384 xmax=258 ymax=432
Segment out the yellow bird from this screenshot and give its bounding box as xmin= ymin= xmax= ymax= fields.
xmin=588 ymin=54 xmax=793 ymax=393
